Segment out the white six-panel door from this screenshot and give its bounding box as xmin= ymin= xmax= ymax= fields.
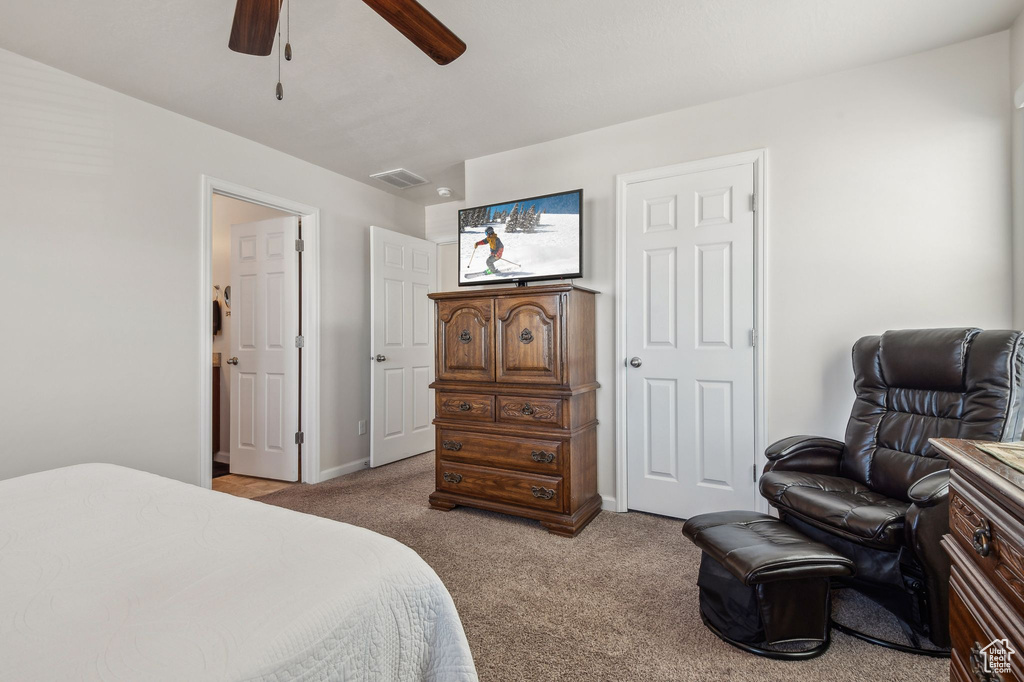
xmin=624 ymin=162 xmax=757 ymax=518
xmin=229 ymin=216 xmax=300 ymax=481
xmin=370 ymin=226 xmax=436 ymax=467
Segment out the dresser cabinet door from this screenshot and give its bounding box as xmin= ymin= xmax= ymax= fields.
xmin=437 ymin=298 xmax=494 ymax=382
xmin=495 ymin=294 xmax=562 ymax=384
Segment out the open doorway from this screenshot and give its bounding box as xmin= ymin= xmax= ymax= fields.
xmin=200 ymin=176 xmax=321 ymax=490
xmin=211 ymin=196 xmax=293 ymax=486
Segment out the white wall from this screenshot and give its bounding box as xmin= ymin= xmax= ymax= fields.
xmin=0 ymin=47 xmax=424 ymax=484
xmin=425 ymin=200 xmax=465 ymax=243
xmin=436 ymin=243 xmax=460 ymax=292
xmin=463 ymin=33 xmax=1015 ymax=504
xmin=426 ymin=201 xmax=464 ymax=292
xmin=210 ymin=196 xmax=290 ymax=459
xmin=1011 ymin=13 xmax=1024 ymax=329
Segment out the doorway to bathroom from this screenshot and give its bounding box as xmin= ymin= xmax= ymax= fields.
xmin=200 ymin=176 xmax=322 ymax=490
xmin=212 ymin=195 xmax=293 ymax=482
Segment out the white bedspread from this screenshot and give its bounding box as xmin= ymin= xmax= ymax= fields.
xmin=0 ymin=464 xmax=477 ymax=682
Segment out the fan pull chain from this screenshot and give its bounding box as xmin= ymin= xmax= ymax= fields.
xmin=285 ymin=0 xmax=292 ymax=61
xmin=275 ymin=22 xmax=284 ymax=100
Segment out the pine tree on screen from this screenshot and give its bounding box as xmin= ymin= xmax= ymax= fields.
xmin=506 ymin=204 xmax=521 ymax=233
xmin=523 ymin=205 xmax=537 ymax=233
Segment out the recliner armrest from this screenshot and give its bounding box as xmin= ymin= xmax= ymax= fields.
xmin=763 ymin=435 xmax=844 ymax=475
xmin=908 ymin=470 xmax=950 ymax=508
xmin=765 ymin=435 xmax=844 ymax=460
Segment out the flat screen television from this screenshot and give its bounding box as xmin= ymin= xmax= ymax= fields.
xmin=458 ymin=189 xmax=582 ymax=287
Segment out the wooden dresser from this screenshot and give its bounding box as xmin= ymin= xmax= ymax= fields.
xmin=427 ymin=284 xmax=600 ymax=536
xmin=933 ymin=439 xmax=1024 ymax=682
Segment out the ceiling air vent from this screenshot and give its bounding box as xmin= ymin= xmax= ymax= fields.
xmin=370 ymin=168 xmax=428 ymax=189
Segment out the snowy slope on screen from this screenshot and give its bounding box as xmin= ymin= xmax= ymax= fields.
xmin=459 ymin=213 xmax=580 ymax=284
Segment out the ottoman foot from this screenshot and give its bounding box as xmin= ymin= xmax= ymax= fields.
xmin=830 ymin=619 xmax=949 ymax=659
xmin=700 ymin=608 xmax=831 ymax=661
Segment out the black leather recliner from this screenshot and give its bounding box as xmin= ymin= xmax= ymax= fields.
xmin=759 ymin=328 xmax=1024 ymax=650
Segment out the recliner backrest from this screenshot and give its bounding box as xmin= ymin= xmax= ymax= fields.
xmin=841 ymin=328 xmax=1024 ymax=502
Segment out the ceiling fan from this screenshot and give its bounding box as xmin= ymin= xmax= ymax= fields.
xmin=228 ymin=0 xmax=466 ymax=65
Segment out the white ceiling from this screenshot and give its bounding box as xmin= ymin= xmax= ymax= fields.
xmin=2 ymin=0 xmax=1022 ymax=205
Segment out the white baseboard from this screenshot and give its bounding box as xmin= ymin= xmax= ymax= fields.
xmin=319 ymin=457 xmax=370 ymax=483
xmin=601 ymin=495 xmax=620 ymax=511
xmin=213 ymin=452 xmax=230 ymax=464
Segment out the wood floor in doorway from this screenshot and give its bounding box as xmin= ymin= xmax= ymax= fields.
xmin=213 ymin=474 xmax=295 ymax=499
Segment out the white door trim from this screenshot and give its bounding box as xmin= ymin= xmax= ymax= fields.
xmin=199 ymin=175 xmax=322 ymax=488
xmin=614 ymin=149 xmax=768 ymax=513
xmin=435 ymin=238 xmax=457 ymax=292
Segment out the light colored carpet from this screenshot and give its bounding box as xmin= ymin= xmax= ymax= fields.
xmin=257 ymin=453 xmax=949 ymax=682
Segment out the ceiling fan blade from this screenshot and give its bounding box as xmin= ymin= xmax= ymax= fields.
xmin=362 ymin=0 xmax=466 ymax=65
xmin=229 ymin=0 xmax=282 ymax=56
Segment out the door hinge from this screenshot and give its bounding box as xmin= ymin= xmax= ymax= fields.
xmin=753 ymin=463 xmax=758 ymax=482
xmin=295 ymin=335 xmax=304 ymax=348
xmin=750 ymin=329 xmax=758 ymax=347
xmin=750 ymin=192 xmax=757 ymax=213
xmin=294 ymin=431 xmax=305 ymax=445
xmin=295 ymin=238 xmax=304 ymax=252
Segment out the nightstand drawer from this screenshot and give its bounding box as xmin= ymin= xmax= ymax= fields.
xmin=950 ymin=470 xmax=1024 ymax=618
xmin=436 ymin=392 xmax=494 ymax=422
xmin=950 ymin=548 xmax=1024 ymax=682
xmin=437 ymin=428 xmax=562 ymax=474
xmin=437 ymin=460 xmax=563 ymax=511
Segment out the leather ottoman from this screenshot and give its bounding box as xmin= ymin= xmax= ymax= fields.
xmin=682 ymin=511 xmax=855 ymax=659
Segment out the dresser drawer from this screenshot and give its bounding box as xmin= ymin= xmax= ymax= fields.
xmin=496 ymin=395 xmax=563 ymax=427
xmin=437 ymin=460 xmax=563 ymax=511
xmin=950 ymin=471 xmax=1024 ymax=618
xmin=437 ymin=428 xmax=562 ymax=474
xmin=950 ymin=592 xmax=1022 ymax=682
xmin=950 ymin=550 xmax=1024 ymax=682
xmin=436 ymin=392 xmax=494 ymax=422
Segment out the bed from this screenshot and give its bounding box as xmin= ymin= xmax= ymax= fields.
xmin=0 ymin=463 xmax=477 ymax=681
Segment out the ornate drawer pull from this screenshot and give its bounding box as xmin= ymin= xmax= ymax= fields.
xmin=521 ymin=403 xmax=535 ymax=416
xmin=973 ymin=519 xmax=992 ymax=558
xmin=458 ymin=330 xmax=472 ymax=344
xmin=970 ymin=641 xmax=1004 ymax=681
xmin=531 ymin=486 xmax=555 ymax=499
xmin=519 ymin=328 xmax=534 ymax=344
xmin=443 ymin=472 xmax=462 ymax=484
xmin=459 ymin=402 xmax=472 ymax=411
xmin=441 ymin=440 xmax=463 ymax=451
xmin=531 ymin=451 xmax=555 ymax=463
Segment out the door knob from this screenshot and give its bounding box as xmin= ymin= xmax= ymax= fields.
xmin=226 ymin=357 xmax=239 ymax=365
xmin=375 ymin=354 xmax=387 ymax=363
xmin=629 ymin=357 xmax=642 ymax=368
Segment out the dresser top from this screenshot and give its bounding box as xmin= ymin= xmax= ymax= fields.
xmin=930 ymin=438 xmax=1024 ymax=510
xmin=428 ymin=283 xmax=598 ymax=301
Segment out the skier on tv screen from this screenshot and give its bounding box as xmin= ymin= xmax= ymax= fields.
xmin=473 ymin=226 xmax=505 ymax=275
